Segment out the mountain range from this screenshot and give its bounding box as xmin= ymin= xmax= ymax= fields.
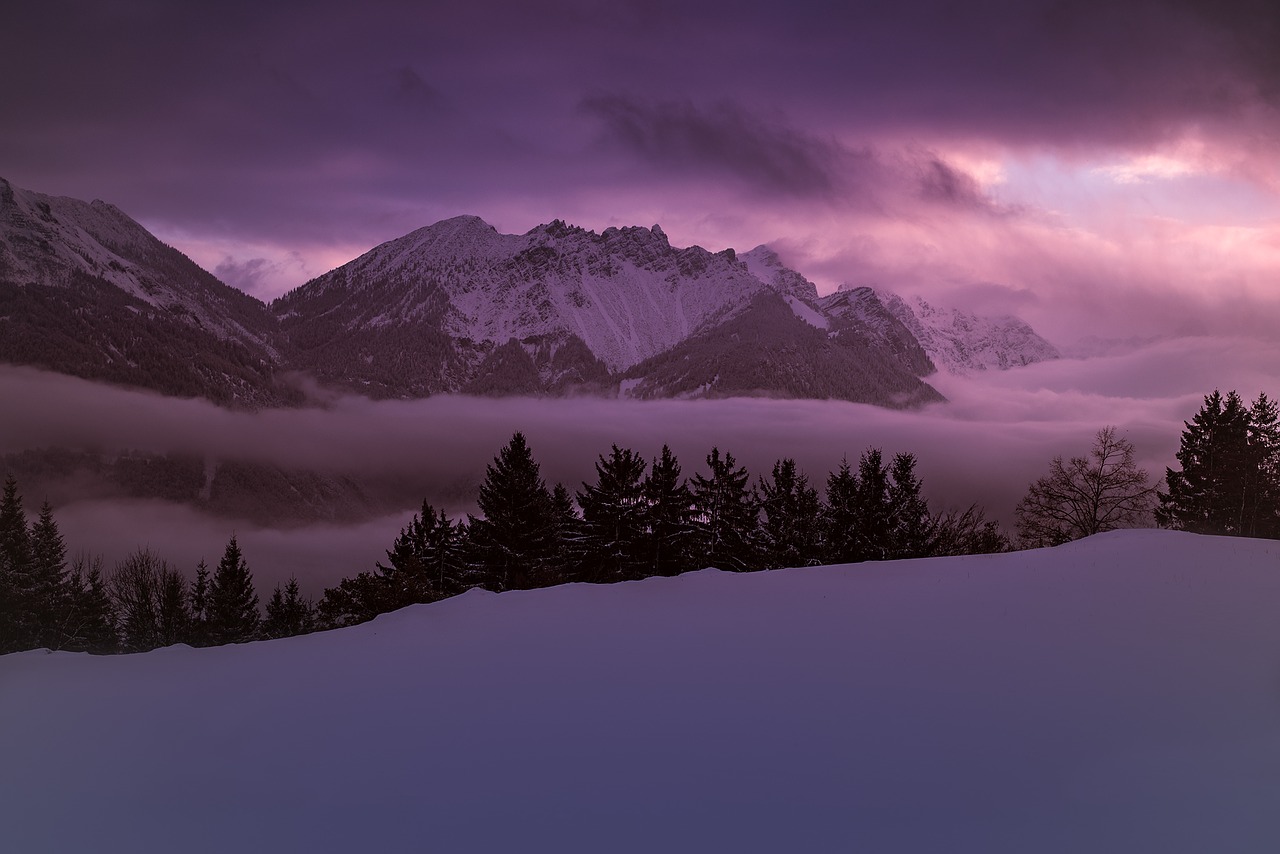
xmin=0 ymin=178 xmax=1059 ymax=409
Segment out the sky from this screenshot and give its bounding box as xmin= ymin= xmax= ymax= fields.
xmin=4 ymin=0 xmax=1280 ymax=347
xmin=5 ymin=1 xmax=1280 ymax=584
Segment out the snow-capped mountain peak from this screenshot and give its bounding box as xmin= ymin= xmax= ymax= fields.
xmin=862 ymin=287 xmax=1060 ymax=374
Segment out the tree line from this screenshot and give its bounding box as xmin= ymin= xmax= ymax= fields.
xmin=3 ymin=387 xmax=1276 ymax=656
xmin=0 ymin=435 xmax=1008 ymax=653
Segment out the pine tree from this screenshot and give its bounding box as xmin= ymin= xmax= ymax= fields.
xmin=757 ymin=458 xmax=822 ymax=569
xmin=264 ymin=577 xmax=314 ymax=639
xmin=577 ymin=445 xmax=649 ymax=582
xmin=642 ymin=445 xmax=695 ymax=577
xmin=690 ymin=448 xmax=759 ymax=571
xmin=378 ymin=501 xmax=466 ymax=603
xmin=0 ymin=475 xmax=34 ymax=652
xmin=316 ymin=570 xmax=402 ymax=630
xmin=549 ymin=483 xmax=583 ymax=582
xmin=1245 ymin=393 xmax=1280 ymax=537
xmin=855 ymin=448 xmax=892 ymax=561
xmin=1157 ymin=390 xmax=1276 ymax=536
xmin=466 ymin=432 xmax=558 ymax=591
xmin=822 ymin=458 xmax=860 ymax=564
xmin=61 ymin=555 xmax=118 ymax=653
xmin=207 ymin=536 xmax=260 ymax=644
xmin=188 ymin=560 xmax=211 ymax=646
xmin=28 ymin=500 xmax=69 ymax=649
xmin=887 ymin=453 xmax=931 ymax=559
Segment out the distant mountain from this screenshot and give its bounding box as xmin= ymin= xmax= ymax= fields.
xmin=273 ymin=217 xmax=817 ymax=397
xmin=868 ymin=289 xmax=1060 ymax=373
xmin=621 ymin=291 xmax=943 ymax=407
xmin=0 ymin=178 xmax=293 ymax=407
xmin=1 ymin=178 xmax=1057 ymax=409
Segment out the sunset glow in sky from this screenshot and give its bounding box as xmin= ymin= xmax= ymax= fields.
xmin=5 ymin=0 xmax=1279 ymax=349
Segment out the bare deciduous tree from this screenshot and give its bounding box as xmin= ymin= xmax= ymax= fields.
xmin=1015 ymin=426 xmax=1155 ymax=548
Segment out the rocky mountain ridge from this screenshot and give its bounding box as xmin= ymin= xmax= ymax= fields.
xmin=0 ymin=178 xmax=1059 ymax=408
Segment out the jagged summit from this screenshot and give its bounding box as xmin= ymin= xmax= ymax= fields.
xmin=864 ymin=288 xmax=1060 ymax=373
xmin=274 ymin=215 xmax=803 ymax=387
xmin=1 ymin=178 xmax=1058 ymax=407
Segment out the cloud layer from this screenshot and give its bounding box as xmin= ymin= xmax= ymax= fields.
xmin=3 ymin=0 xmax=1278 ymax=347
xmin=9 ymin=327 xmax=1280 ymax=593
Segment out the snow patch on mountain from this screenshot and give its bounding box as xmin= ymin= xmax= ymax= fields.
xmin=867 ymin=288 xmax=1060 ymax=373
xmin=0 ymin=177 xmax=278 ymax=355
xmin=283 ymin=219 xmax=819 ymax=373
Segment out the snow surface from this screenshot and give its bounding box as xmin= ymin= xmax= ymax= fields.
xmin=783 ymin=294 xmax=829 ymax=330
xmin=4 ymin=530 xmax=1280 ymax=853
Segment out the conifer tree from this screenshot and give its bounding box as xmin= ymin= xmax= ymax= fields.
xmin=855 ymin=448 xmax=892 ymax=561
xmin=264 ymin=577 xmax=314 ymax=639
xmin=28 ymin=500 xmax=69 ymax=649
xmin=577 ymin=445 xmax=649 ymax=582
xmin=378 ymin=501 xmax=466 ymax=603
xmin=62 ymin=555 xmax=117 ymax=654
xmin=0 ymin=475 xmax=33 ymax=652
xmin=643 ymin=445 xmax=695 ymax=577
xmin=188 ymin=560 xmax=211 ymax=646
xmin=1157 ymin=390 xmax=1279 ymax=536
xmin=549 ymin=483 xmax=583 ymax=582
xmin=316 ymin=570 xmax=402 ymax=630
xmin=690 ymin=448 xmax=759 ymax=571
xmin=466 ymin=432 xmax=558 ymax=590
xmin=1246 ymin=393 xmax=1280 ymax=538
xmin=887 ymin=453 xmax=931 ymax=559
xmin=822 ymin=458 xmax=860 ymax=564
xmin=757 ymin=458 xmax=822 ymax=569
xmin=207 ymin=536 xmax=260 ymax=644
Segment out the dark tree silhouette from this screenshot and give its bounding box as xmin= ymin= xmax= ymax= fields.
xmin=643 ymin=445 xmax=695 ymax=577
xmin=1016 ymin=426 xmax=1155 ymax=548
xmin=577 ymin=445 xmax=649 ymax=582
xmin=690 ymin=448 xmax=758 ymax=571
xmin=466 ymin=432 xmax=560 ymax=590
xmin=757 ymin=458 xmax=822 ymax=569
xmin=1157 ymin=391 xmax=1280 ymax=537
xmin=207 ymin=536 xmax=260 ymax=644
xmin=264 ymin=577 xmax=315 ymax=639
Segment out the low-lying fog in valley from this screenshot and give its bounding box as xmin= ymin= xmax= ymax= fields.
xmin=6 ymin=333 xmax=1280 ymax=595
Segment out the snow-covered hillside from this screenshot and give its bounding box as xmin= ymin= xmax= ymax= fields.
xmin=874 ymin=288 xmax=1060 ymax=373
xmin=0 ymin=177 xmax=277 ymax=352
xmin=4 ymin=531 xmax=1278 ymax=853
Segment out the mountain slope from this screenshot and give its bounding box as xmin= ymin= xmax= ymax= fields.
xmin=0 ymin=178 xmax=291 ymax=406
xmin=870 ymin=288 xmax=1060 ymax=373
xmin=622 ymin=291 xmax=944 ymax=407
xmin=4 ymin=531 xmax=1278 ymax=853
xmin=273 ymin=218 xmax=816 ymax=396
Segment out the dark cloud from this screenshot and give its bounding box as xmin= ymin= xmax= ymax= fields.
xmin=582 ymin=95 xmax=843 ymax=196
xmin=918 ymin=159 xmax=993 ymax=210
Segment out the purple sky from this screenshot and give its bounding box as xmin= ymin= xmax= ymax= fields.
xmin=5 ymin=0 xmax=1280 ymax=346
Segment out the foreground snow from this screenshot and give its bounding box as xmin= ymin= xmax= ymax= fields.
xmin=3 ymin=531 xmax=1280 ymax=852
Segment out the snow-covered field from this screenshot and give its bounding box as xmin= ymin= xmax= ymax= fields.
xmin=4 ymin=530 xmax=1280 ymax=853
